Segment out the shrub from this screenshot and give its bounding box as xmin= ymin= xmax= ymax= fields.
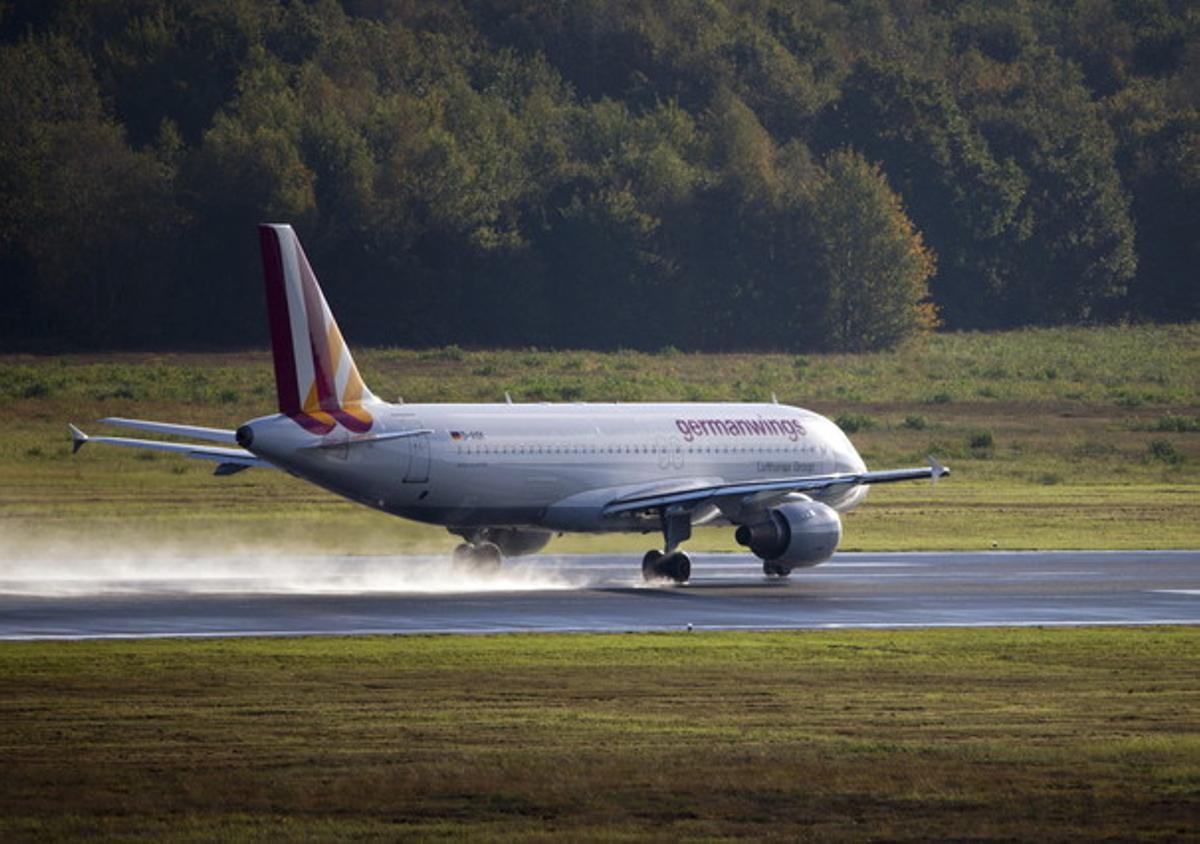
xmin=927 ymin=391 xmax=953 ymax=405
xmin=1154 ymin=415 xmax=1200 ymax=433
xmin=969 ymin=430 xmax=994 ymax=449
xmin=836 ymin=413 xmax=876 ymax=433
xmin=900 ymin=415 xmax=927 ymax=430
xmin=1147 ymin=439 xmax=1182 ymax=464
xmin=21 ymin=380 xmax=52 ymax=399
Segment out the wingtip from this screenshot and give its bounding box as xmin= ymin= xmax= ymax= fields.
xmin=68 ymin=423 xmax=88 ymax=454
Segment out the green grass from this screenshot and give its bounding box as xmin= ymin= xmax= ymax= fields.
xmin=1 ymin=323 xmax=1198 ymax=555
xmin=1 ymin=629 xmax=1197 ymax=839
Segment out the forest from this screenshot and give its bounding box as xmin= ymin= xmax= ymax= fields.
xmin=0 ymin=0 xmax=1196 ymax=352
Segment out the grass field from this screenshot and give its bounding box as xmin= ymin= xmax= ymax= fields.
xmin=1 ymin=323 xmax=1197 ymax=555
xmin=1 ymin=628 xmax=1196 ymax=839
xmin=1 ymin=328 xmax=1197 ymax=840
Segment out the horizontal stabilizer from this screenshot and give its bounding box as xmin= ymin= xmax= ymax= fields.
xmin=99 ymin=417 xmax=237 ymax=444
xmin=68 ymin=423 xmax=88 ymax=454
xmin=69 ymin=428 xmax=271 ymax=472
xmin=214 ymin=462 xmax=252 ymax=476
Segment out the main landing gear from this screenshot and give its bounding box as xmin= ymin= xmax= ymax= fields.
xmin=642 ymin=507 xmax=693 ymax=584
xmin=452 ymin=541 xmax=502 ymax=572
xmin=642 ymin=549 xmax=691 ymax=583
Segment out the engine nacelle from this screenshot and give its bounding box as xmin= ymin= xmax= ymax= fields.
xmin=734 ymin=499 xmax=842 ymax=568
xmin=479 ymin=527 xmax=554 ymax=557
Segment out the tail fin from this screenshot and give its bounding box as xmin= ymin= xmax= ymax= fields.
xmin=258 ymin=224 xmax=375 ymax=435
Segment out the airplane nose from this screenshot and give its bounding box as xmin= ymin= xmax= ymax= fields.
xmin=236 ymin=425 xmax=254 ymax=449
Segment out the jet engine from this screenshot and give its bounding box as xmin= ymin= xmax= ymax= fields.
xmin=734 ymin=497 xmax=842 ymax=569
xmin=478 ymin=527 xmax=554 ymax=557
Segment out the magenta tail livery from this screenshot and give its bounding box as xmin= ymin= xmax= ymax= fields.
xmin=259 ymin=224 xmax=375 ymax=434
xmin=71 ymin=224 xmax=948 ymax=582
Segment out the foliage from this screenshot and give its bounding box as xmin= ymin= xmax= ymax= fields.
xmin=808 ymin=149 xmax=938 ymax=351
xmin=0 ymin=1 xmax=1197 ymax=351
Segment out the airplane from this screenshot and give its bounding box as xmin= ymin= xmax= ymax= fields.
xmin=69 ymin=224 xmax=948 ymax=583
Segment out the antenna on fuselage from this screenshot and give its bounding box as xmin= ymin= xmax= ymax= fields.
xmin=505 ymin=392 xmax=513 ymax=405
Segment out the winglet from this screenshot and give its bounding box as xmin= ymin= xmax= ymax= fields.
xmin=68 ymin=423 xmax=88 ymax=454
xmin=927 ymin=454 xmax=949 ymax=487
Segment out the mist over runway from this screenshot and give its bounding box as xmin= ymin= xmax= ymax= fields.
xmin=1 ymin=550 xmax=1197 ymax=639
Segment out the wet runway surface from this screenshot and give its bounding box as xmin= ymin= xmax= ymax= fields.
xmin=1 ymin=550 xmax=1198 ymax=639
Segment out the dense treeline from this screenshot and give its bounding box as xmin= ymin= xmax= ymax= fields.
xmin=1 ymin=0 xmax=1196 ymax=352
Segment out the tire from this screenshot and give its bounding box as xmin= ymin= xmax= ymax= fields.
xmin=472 ymin=541 xmax=503 ymax=572
xmin=642 ymin=549 xmax=664 ymax=581
xmin=664 ymin=551 xmax=691 ymax=584
xmin=763 ymin=561 xmax=792 ymax=578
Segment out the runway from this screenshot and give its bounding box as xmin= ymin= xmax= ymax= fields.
xmin=1 ymin=550 xmax=1197 ymax=639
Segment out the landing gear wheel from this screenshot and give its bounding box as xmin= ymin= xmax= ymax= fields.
xmin=642 ymin=550 xmax=690 ymax=584
xmin=642 ymin=549 xmax=664 ymax=581
xmin=663 ymin=551 xmax=691 ymax=583
xmin=452 ymin=541 xmax=503 ymax=572
xmin=472 ymin=541 xmax=503 ymax=572
xmin=763 ymin=561 xmax=792 ymax=578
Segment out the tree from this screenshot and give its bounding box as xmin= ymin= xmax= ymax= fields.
xmin=0 ymin=35 xmax=179 ymax=348
xmin=965 ymin=47 xmax=1137 ymax=324
xmin=807 ymin=149 xmax=937 ymax=352
xmin=815 ymin=58 xmax=1025 ymax=329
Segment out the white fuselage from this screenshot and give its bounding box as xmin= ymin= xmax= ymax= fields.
xmin=241 ymin=402 xmax=869 ymax=535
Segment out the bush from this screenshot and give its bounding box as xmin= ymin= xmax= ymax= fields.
xmin=1147 ymin=439 xmax=1182 ymax=464
xmin=900 ymin=414 xmax=927 ymax=430
xmin=1154 ymin=415 xmax=1200 ymax=433
xmin=835 ymin=413 xmax=876 ymax=434
xmin=21 ymin=380 xmax=52 ymax=399
xmin=421 ymin=345 xmax=466 ymax=362
xmin=969 ymin=430 xmax=994 ymax=449
xmin=927 ymin=391 xmax=953 ymax=405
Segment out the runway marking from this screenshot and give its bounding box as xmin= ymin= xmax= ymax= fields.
xmin=1151 ymin=590 xmax=1200 ymax=596
xmin=823 ymin=562 xmax=922 ymax=569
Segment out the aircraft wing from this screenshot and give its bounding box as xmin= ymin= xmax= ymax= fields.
xmin=602 ymin=456 xmax=948 ymax=516
xmin=69 ymin=424 xmax=271 ymax=475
